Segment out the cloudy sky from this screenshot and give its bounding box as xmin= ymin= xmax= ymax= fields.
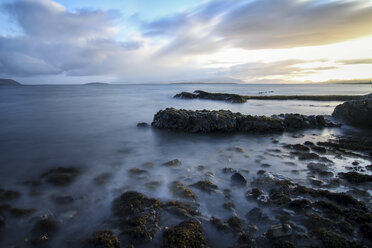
xmin=0 ymin=0 xmax=372 ymax=84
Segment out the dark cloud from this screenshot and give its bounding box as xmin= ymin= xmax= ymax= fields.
xmin=337 ymin=58 xmax=372 ymax=65
xmin=143 ymin=0 xmax=372 ymax=54
xmin=0 ymin=0 xmax=141 ymax=77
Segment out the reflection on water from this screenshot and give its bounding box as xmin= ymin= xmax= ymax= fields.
xmin=0 ymin=84 xmax=371 ymax=247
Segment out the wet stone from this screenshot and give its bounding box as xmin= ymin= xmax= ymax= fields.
xmin=284 ymin=144 xmax=310 ymax=152
xmin=40 ymin=167 xmax=80 ymax=187
xmin=190 ymin=180 xmax=218 ymax=193
xmin=29 ymin=217 xmax=59 ymax=246
xmin=170 ymin=181 xmax=197 ymax=200
xmin=338 ymin=171 xmax=372 ymax=183
xmin=222 ymin=202 xmax=235 ymax=211
xmin=137 ymin=122 xmax=149 ymax=127
xmin=222 ymin=167 xmax=237 ymax=174
xmin=93 ymin=173 xmax=112 ymax=185
xmin=287 ymin=199 xmax=312 ymax=212
xmin=163 ymin=159 xmax=182 ymax=167
xmin=9 ymin=207 xmax=36 ymax=218
xmin=231 ymin=172 xmax=247 ymax=186
xmin=227 ymin=216 xmax=244 ymax=233
xmin=266 ymin=224 xmax=292 ymax=239
xmin=246 ymin=207 xmax=266 ymax=222
xmin=162 ymin=221 xmax=207 ymax=248
xmin=161 ymin=201 xmax=200 ymax=218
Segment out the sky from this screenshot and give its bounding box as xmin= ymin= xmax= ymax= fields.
xmin=0 ymin=0 xmax=372 ymax=84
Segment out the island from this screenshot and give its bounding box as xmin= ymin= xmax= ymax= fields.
xmin=0 ymin=78 xmax=22 ymax=86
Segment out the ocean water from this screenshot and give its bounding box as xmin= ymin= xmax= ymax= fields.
xmin=0 ymin=83 xmax=371 ymax=247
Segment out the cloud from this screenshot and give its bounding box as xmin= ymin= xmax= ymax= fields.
xmin=0 ymin=0 xmax=142 ymax=77
xmin=143 ymin=0 xmax=372 ymax=54
xmin=337 ymin=58 xmax=372 ymax=65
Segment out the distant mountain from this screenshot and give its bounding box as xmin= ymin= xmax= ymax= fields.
xmin=84 ymin=82 xmax=109 ymax=86
xmin=0 ymin=78 xmax=22 ymax=86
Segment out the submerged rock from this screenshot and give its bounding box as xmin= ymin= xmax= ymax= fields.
xmin=162 ymin=221 xmax=207 ymax=248
xmin=40 ymin=167 xmax=80 ymax=186
xmin=0 ymin=189 xmax=20 ymax=201
xmin=152 ymin=108 xmax=338 ymax=133
xmin=85 ymin=230 xmax=121 ymax=248
xmin=332 ymin=93 xmax=372 ymax=128
xmin=9 ymin=207 xmax=36 ymax=218
xmin=137 ymin=122 xmax=149 ymax=127
xmin=29 ymin=217 xmax=59 ymax=246
xmin=112 ymin=191 xmax=160 ymax=242
xmin=190 ymin=180 xmax=218 ymax=193
xmin=174 ymin=90 xmax=246 ymax=103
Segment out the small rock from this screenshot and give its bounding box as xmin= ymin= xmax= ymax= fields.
xmin=86 ymin=230 xmax=121 ymax=248
xmin=137 ymin=122 xmax=149 ymax=127
xmin=266 ymin=224 xmax=292 ymax=239
xmin=190 ymin=180 xmax=218 ymax=193
xmin=231 ymin=172 xmax=247 ymax=186
xmin=0 ymin=189 xmax=20 ymax=201
xmin=163 ymin=159 xmax=182 ymax=167
xmin=222 ymin=167 xmax=237 ymax=174
xmin=40 ymin=167 xmax=80 ymax=187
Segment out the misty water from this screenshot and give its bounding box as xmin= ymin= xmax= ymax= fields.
xmin=0 ymin=83 xmax=371 ymax=247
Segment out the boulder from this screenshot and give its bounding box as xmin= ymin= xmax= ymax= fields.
xmin=332 ymin=93 xmax=372 ymax=128
xmin=162 ymin=221 xmax=207 ymax=248
xmin=231 ymin=172 xmax=247 ymax=186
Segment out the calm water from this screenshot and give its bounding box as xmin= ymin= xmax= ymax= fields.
xmin=0 ymin=83 xmax=371 ymax=247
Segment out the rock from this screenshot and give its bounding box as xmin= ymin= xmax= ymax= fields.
xmin=144 ymin=181 xmax=161 ymax=190
xmin=222 ymin=202 xmax=235 ymax=211
xmin=338 ymin=172 xmax=372 ymax=183
xmin=85 ymin=230 xmax=121 ymax=248
xmin=227 ymin=216 xmax=244 ymax=232
xmin=231 ymin=172 xmax=247 ymax=186
xmin=112 ymin=191 xmax=160 ymax=242
xmin=128 ymin=168 xmax=149 ymax=178
xmin=152 ymin=108 xmax=338 ymax=133
xmin=190 ymin=180 xmax=218 ymax=193
xmin=137 ymin=122 xmax=149 ymax=127
xmin=174 ymin=90 xmax=246 ymax=103
xmin=316 ymin=229 xmax=361 ymax=248
xmin=266 ymin=224 xmax=292 ymax=239
xmin=161 ymin=201 xmax=200 ymax=218
xmin=93 ymin=173 xmax=112 ymax=185
xmin=284 ymin=144 xmax=310 ymax=152
xmin=246 ymin=188 xmax=263 ymax=199
xmin=246 ymin=207 xmax=265 ymax=221
xmin=9 ymin=207 xmax=36 ymax=218
xmin=332 ymin=93 xmax=372 ymax=128
xmin=163 ymin=159 xmax=182 ymax=167
xmin=307 ymin=163 xmax=333 ymax=176
xmin=272 ymin=240 xmax=296 ymax=248
xmin=228 ymin=147 xmax=244 ymax=153
xmin=162 ymin=221 xmax=207 ymax=248
xmin=287 ymin=199 xmax=312 ymax=212
xmin=53 ymin=195 xmax=74 ymax=205
xmin=29 ymin=217 xmax=59 ymax=246
xmin=40 ymin=167 xmax=80 ymax=186
xmin=170 ymin=181 xmax=197 ymax=200
xmin=0 ymin=189 xmax=20 ymax=201
xmin=360 ymin=223 xmax=372 ymax=241
xmin=210 ymin=217 xmax=229 ymax=231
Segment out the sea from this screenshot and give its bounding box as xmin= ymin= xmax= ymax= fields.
xmin=0 ymin=83 xmax=371 ymax=247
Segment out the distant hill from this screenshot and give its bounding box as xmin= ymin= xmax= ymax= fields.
xmin=0 ymin=78 xmax=22 ymax=86
xmin=84 ymin=82 xmax=109 ymax=86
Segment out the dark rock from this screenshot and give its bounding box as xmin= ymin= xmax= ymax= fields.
xmin=266 ymin=224 xmax=292 ymax=239
xmin=0 ymin=189 xmax=20 ymax=201
xmin=236 ymin=232 xmax=254 ymax=247
xmin=9 ymin=207 xmax=36 ymax=218
xmin=170 ymin=181 xmax=197 ymax=200
xmin=272 ymin=240 xmax=296 ymax=248
xmin=307 ymin=163 xmax=333 ymax=176
xmin=222 ymin=167 xmax=237 ymax=174
xmin=284 ymin=144 xmax=310 ymax=152
xmin=112 ymin=191 xmax=160 ymax=242
xmin=246 ymin=207 xmax=265 ymax=222
xmin=161 ymin=201 xmax=200 ymax=218
xmin=316 ymin=229 xmax=362 ymax=248
xmin=338 ymin=172 xmax=372 ymax=183
xmin=287 ymin=199 xmax=312 ymax=212
xmin=137 ymin=122 xmax=149 ymax=127
xmin=93 ymin=173 xmax=112 ymax=185
xmin=29 ymin=217 xmax=59 ymax=246
xmin=40 ymin=167 xmax=80 ymax=186
xmin=231 ymin=172 xmax=247 ymax=186
xmin=85 ymin=230 xmax=121 ymax=248
xmin=190 ymin=180 xmax=218 ymax=193
xmin=332 ymin=93 xmax=372 ymax=128
xmin=162 ymin=221 xmax=207 ymax=248
xmin=222 ymin=202 xmax=235 ymax=211
xmin=246 ymin=188 xmax=263 ymax=199
xmin=210 ymin=217 xmax=229 ymax=231
xmin=257 ymin=170 xmax=266 ymax=175
xmin=163 ymin=159 xmax=182 ymax=167
xmin=53 ymin=195 xmax=74 ymax=205
xmin=152 ymin=108 xmax=338 ymax=133
xmin=227 ymin=216 xmax=244 ymax=232
xmin=360 ymin=223 xmax=372 ymax=241
xmin=128 ymin=168 xmax=149 ymax=178
xmin=174 ymin=90 xmax=246 ymax=103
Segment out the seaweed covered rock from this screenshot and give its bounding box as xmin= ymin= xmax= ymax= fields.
xmin=332 ymin=93 xmax=372 ymax=128
xmin=85 ymin=230 xmax=121 ymax=248
xmin=174 ymin=90 xmax=246 ymax=103
xmin=112 ymin=191 xmax=160 ymax=242
xmin=152 ymin=108 xmax=338 ymax=133
xmin=40 ymin=167 xmax=80 ymax=186
xmin=190 ymin=180 xmax=218 ymax=193
xmin=162 ymin=221 xmax=207 ymax=248
xmin=316 ymin=229 xmax=362 ymax=248
xmin=161 ymin=201 xmax=200 ymax=218
xmin=163 ymin=159 xmax=182 ymax=167
xmin=338 ymin=172 xmax=372 ymax=183
xmin=170 ymin=181 xmax=197 ymax=200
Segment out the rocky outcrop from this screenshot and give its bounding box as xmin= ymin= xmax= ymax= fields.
xmin=332 ymin=93 xmax=372 ymax=128
xmin=174 ymin=90 xmax=246 ymax=103
xmin=152 ymin=108 xmax=339 ymax=133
